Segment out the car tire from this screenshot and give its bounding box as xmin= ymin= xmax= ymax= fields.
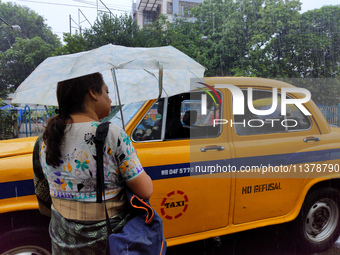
xmin=0 ymin=227 xmax=51 ymax=255
xmin=294 ymin=187 xmax=340 ymax=253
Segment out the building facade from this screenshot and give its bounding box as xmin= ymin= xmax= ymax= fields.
xmin=132 ymin=0 xmax=204 ymax=28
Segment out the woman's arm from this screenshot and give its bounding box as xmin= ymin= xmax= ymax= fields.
xmin=126 ymin=171 xmax=153 ymax=200
xmin=32 ymin=135 xmax=52 ymax=217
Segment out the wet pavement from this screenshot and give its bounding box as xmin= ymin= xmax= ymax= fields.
xmin=166 ymin=224 xmax=340 ymax=255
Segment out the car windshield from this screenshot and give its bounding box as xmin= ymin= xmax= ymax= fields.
xmin=103 ymin=101 xmax=146 ymax=128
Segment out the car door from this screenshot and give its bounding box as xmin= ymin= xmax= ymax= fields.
xmin=231 ymin=86 xmax=326 ymax=224
xmin=130 ymin=90 xmax=233 ymax=238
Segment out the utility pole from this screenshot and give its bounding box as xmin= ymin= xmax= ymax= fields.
xmin=69 ymin=9 xmax=92 ymax=35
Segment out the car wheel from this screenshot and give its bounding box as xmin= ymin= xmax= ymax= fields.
xmin=0 ymin=227 xmax=51 ymax=255
xmin=294 ymin=188 xmax=340 ymax=253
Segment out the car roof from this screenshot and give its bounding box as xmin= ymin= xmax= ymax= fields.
xmin=204 ymin=77 xmax=295 ymax=89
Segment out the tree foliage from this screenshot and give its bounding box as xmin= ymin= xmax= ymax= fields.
xmin=0 ymin=1 xmax=60 ymax=96
xmin=296 ymin=6 xmax=340 ymax=78
xmin=0 ymin=0 xmax=339 ymax=105
xmin=86 ymin=13 xmax=144 ymax=47
xmin=188 ymin=0 xmax=340 ymax=104
xmin=0 ymin=1 xmax=60 ymax=52
xmin=58 ymin=13 xmax=146 ymax=54
xmin=0 ymin=98 xmax=18 ymax=140
xmin=0 ymin=37 xmax=55 ymax=96
xmin=54 ymin=0 xmax=340 ymax=93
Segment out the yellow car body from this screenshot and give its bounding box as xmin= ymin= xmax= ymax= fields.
xmin=1 ymin=77 xmax=340 ymax=253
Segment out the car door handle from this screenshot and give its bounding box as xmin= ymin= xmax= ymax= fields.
xmin=201 ymin=146 xmax=225 ymax=152
xmin=303 ymin=137 xmax=320 ymax=143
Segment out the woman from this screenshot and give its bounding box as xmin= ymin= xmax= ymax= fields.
xmin=35 ymin=72 xmax=153 ymax=254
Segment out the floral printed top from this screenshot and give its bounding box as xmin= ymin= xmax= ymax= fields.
xmin=40 ymin=121 xmax=144 ymax=202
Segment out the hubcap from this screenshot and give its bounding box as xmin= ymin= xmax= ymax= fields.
xmin=1 ymin=246 xmax=51 ymax=255
xmin=305 ymin=198 xmax=339 ymax=242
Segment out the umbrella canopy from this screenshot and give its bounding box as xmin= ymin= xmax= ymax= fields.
xmin=12 ymin=44 xmax=205 ymax=106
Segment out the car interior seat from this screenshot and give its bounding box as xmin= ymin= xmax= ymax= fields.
xmin=183 ymin=110 xmax=197 ymax=127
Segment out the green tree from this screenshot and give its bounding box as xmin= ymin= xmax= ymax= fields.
xmin=245 ymin=0 xmax=302 ymax=78
xmin=0 ymin=1 xmax=60 ymax=52
xmin=58 ymin=13 xmax=145 ymax=54
xmin=86 ymin=13 xmax=144 ymax=48
xmin=192 ymin=0 xmax=237 ymax=76
xmin=190 ymin=0 xmax=304 ymax=77
xmin=296 ymin=6 xmax=340 ymax=78
xmin=0 ymin=1 xmax=61 ymax=96
xmin=280 ymin=6 xmax=340 ymax=105
xmin=0 ymin=37 xmax=55 ymax=96
xmin=56 ymin=32 xmax=90 ymax=55
xmin=141 ymin=14 xmax=171 ymax=47
xmin=166 ymin=17 xmax=203 ymax=65
xmin=190 ymin=0 xmax=339 ymax=81
xmin=173 ymin=0 xmax=339 ymax=103
xmin=0 ymin=98 xmax=18 ymax=139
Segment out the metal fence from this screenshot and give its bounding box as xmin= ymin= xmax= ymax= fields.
xmin=1 ymin=104 xmax=340 ymax=140
xmin=14 ymin=105 xmax=340 ymax=137
xmin=319 ymin=104 xmax=340 ymax=127
xmin=17 ymin=106 xmax=56 ymax=138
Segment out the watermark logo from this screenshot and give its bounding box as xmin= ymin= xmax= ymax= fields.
xmin=197 ymin=82 xmax=222 ymax=115
xmin=195 ymin=83 xmax=312 ymax=129
xmin=201 ymin=84 xmax=311 ymax=116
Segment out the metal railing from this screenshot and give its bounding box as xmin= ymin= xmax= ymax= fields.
xmin=319 ymin=104 xmax=340 ymax=127
xmin=1 ymin=104 xmax=340 ymax=140
xmin=18 ymin=106 xmax=56 ymax=138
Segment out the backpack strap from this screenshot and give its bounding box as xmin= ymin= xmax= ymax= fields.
xmin=95 ymin=122 xmax=110 ymax=203
xmin=95 ymin=122 xmax=113 ymax=239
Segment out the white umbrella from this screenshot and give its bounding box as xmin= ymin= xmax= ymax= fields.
xmin=12 ymin=44 xmax=206 ymax=106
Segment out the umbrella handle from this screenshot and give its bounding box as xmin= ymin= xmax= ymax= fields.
xmin=111 ymin=69 xmax=125 ymax=130
xmin=158 ymin=63 xmax=163 ymax=100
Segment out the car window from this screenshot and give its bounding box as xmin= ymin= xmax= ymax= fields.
xmin=132 ymin=99 xmax=164 ymax=141
xmin=234 ymin=89 xmax=311 ymax=136
xmin=132 ymin=91 xmax=222 ymax=141
xmin=104 ymin=101 xmax=146 ymax=128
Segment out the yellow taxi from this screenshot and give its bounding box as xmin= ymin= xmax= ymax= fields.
xmin=1 ymin=77 xmax=340 ymax=254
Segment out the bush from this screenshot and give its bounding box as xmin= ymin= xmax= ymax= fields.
xmin=0 ymin=109 xmax=18 ymax=140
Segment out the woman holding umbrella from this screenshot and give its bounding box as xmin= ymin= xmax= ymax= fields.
xmin=33 ymin=72 xmax=153 ymax=254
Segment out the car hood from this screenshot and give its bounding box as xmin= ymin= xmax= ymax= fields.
xmin=330 ymin=126 xmax=340 ymax=132
xmin=0 ymin=136 xmax=38 ymax=158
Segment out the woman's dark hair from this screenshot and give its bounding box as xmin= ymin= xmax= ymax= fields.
xmin=43 ymin=72 xmax=104 ymax=166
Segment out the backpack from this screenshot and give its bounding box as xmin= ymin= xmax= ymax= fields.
xmin=95 ymin=122 xmax=167 ymax=255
